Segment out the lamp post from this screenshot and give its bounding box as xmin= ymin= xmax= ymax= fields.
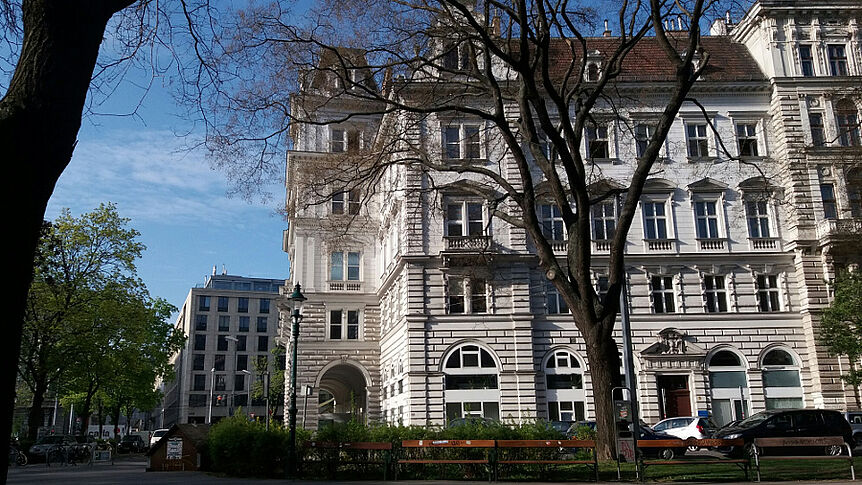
xmin=264 ymin=372 xmax=271 ymax=431
xmin=207 ymin=367 xmax=216 ymax=423
xmin=241 ymin=369 xmax=253 ymax=414
xmin=286 ymin=283 xmax=306 ymax=478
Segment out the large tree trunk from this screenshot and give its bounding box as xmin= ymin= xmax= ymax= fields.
xmin=1 ymin=1 xmax=126 ymax=481
xmin=26 ymin=378 xmax=48 ymax=441
xmin=583 ymin=324 xmax=623 ymax=460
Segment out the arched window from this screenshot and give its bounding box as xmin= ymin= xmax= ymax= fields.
xmin=707 ymin=348 xmax=749 ymax=426
xmin=544 ymin=350 xmax=586 ymax=422
xmin=443 ymin=344 xmax=500 ymax=423
xmin=761 ymin=348 xmax=803 ymax=410
xmin=836 ymin=99 xmax=861 ymax=147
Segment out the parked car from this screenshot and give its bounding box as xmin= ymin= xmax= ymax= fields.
xmin=28 ymin=435 xmax=75 ymax=460
xmin=713 ymin=409 xmax=854 ymax=457
xmin=637 ymin=426 xmax=688 ymax=460
xmin=651 ymin=416 xmax=717 ymax=451
xmin=117 ymin=434 xmax=147 ymax=453
xmin=149 ymin=428 xmax=169 ymax=448
xmin=446 ymin=417 xmax=496 ymax=428
xmin=844 ymin=411 xmax=862 ymax=447
xmin=549 ymin=420 xmax=575 ymax=435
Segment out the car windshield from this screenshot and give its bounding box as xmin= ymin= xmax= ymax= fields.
xmin=121 ymin=436 xmax=136 ymax=442
xmin=736 ymin=412 xmax=774 ymax=428
xmin=153 ymin=430 xmax=167 ymax=438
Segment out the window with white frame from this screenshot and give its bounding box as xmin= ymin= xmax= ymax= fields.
xmin=443 ymin=124 xmax=482 ymax=159
xmin=585 ymin=123 xmax=609 ymax=159
xmin=642 ymin=200 xmax=669 ymax=240
xmin=703 ymin=274 xmax=728 ymax=313
xmin=545 ymin=282 xmax=569 ymax=314
xmin=447 ymin=276 xmax=488 ymax=314
xmin=809 ymin=112 xmax=826 ymax=146
xmin=591 ymin=201 xmax=616 ymax=240
xmin=441 ymin=41 xmax=472 ymax=71
xmin=686 ymin=123 xmax=710 ymax=158
xmin=544 ymin=350 xmax=585 ymax=421
xmin=745 ymin=200 xmax=772 ymax=239
xmin=650 ymin=275 xmax=676 ymax=313
xmin=708 ymin=349 xmax=750 ymax=426
xmin=446 ymin=201 xmax=485 ymax=237
xmin=736 ymin=123 xmax=759 ymax=157
xmin=761 ymin=348 xmax=803 ymax=410
xmin=835 ymin=99 xmax=861 ymax=147
xmin=635 ymin=123 xmax=656 ymax=158
xmin=443 ymin=344 xmax=500 ymax=422
xmin=821 ymin=183 xmax=838 ymax=220
xmin=828 ymin=44 xmax=849 ymax=76
xmin=539 ymin=203 xmax=565 ymax=241
xmin=332 ymin=189 xmax=360 ymax=215
xmin=755 ymin=274 xmax=781 ymax=312
xmin=694 ymin=200 xmax=721 ymax=239
xmin=328 ymin=309 xmax=360 ymax=340
xmin=330 ymin=251 xmax=361 ymax=281
xmin=595 ymin=274 xmax=610 ymax=302
xmin=798 ymin=45 xmax=815 ymax=77
xmin=537 ymin=130 xmax=558 ymax=162
xmin=330 ymin=128 xmax=361 ymax=153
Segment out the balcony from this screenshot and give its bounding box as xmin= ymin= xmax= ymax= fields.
xmin=749 ymin=237 xmax=781 ymax=251
xmin=816 ymin=218 xmax=862 ymax=242
xmin=697 ymin=238 xmax=727 ymax=251
xmin=328 ymin=281 xmax=363 ymax=292
xmin=444 ymin=235 xmax=493 ymax=251
xmin=593 ymin=239 xmax=611 ymax=253
xmin=644 ymin=238 xmax=677 ymax=252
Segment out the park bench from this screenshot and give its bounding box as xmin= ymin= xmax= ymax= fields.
xmin=495 ymin=439 xmax=599 ymax=481
xmin=305 ymin=441 xmax=393 ymax=480
xmin=638 ymin=438 xmax=749 ymax=481
xmin=752 ymin=436 xmax=855 ymax=482
xmin=396 ymin=439 xmax=496 ymax=481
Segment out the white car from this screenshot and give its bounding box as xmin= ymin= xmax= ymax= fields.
xmin=149 ymin=428 xmax=169 ymax=448
xmin=651 ymin=417 xmax=717 ymax=451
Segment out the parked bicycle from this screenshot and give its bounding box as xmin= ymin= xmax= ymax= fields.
xmin=7 ymin=442 xmax=27 ymax=467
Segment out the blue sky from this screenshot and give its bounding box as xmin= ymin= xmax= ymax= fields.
xmin=45 ymin=79 xmax=290 ymax=316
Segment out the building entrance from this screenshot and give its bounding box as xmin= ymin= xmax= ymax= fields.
xmin=657 ymin=374 xmax=691 ymax=419
xmin=316 ymin=363 xmax=368 ymax=427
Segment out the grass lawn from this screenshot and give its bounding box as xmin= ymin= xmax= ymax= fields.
xmin=604 ymin=456 xmax=859 ymax=482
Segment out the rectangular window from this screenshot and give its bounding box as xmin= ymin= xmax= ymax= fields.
xmin=548 ymin=401 xmax=586 ymax=422
xmin=214 ymin=355 xmax=225 ymax=371
xmin=447 ymin=278 xmax=466 ymax=314
xmin=443 ymin=124 xmax=482 ymax=159
xmin=239 ymin=316 xmax=250 ymax=332
xmin=214 ymin=374 xmax=226 ymax=391
xmin=810 ymin=113 xmax=825 ymax=146
xmin=710 ymin=371 xmax=747 ymax=388
xmin=537 ymin=131 xmax=558 ymax=161
xmin=258 ymin=335 xmax=269 ymax=352
xmin=763 ymin=370 xmax=802 ymax=388
xmin=192 ymin=354 xmax=205 ymax=371
xmin=585 ymin=124 xmax=609 ymax=159
xmin=704 ymin=275 xmax=728 ymax=313
xmin=198 ymin=295 xmax=211 ymax=312
xmin=330 ymin=251 xmax=361 ymax=281
xmin=470 ymin=279 xmax=487 ymax=313
xmin=195 ymin=314 xmax=207 ymax=331
xmin=539 ymin=204 xmax=565 ymax=241
xmin=635 ymin=123 xmax=655 ymax=158
xmin=331 ymin=189 xmax=360 ymax=215
xmin=217 ymin=335 xmax=229 ymax=352
xmin=591 ymin=201 xmax=616 ymax=240
xmin=651 ymin=276 xmax=676 ymax=314
xmin=193 ymin=374 xmax=206 ymax=391
xmin=347 ymin=310 xmax=359 ymax=339
xmin=236 ymin=335 xmax=247 ymax=352
xmin=756 ymin=274 xmax=781 ymax=312
xmin=546 ymin=283 xmax=569 ymax=314
xmin=596 ymin=275 xmax=609 ymax=301
xmin=217 ymin=296 xmax=229 ymax=312
xmin=259 ymin=299 xmax=270 ymax=314
xmin=447 ymin=277 xmax=487 ymax=314
xmin=256 ymin=317 xmax=267 ymax=333
xmin=686 ymin=123 xmax=710 ymax=158
xmin=828 ymin=44 xmax=848 ymax=76
xmin=821 ymin=184 xmax=838 ymax=220
xmin=745 ymin=201 xmax=771 ymax=238
xmin=736 ymin=123 xmax=759 ymax=157
xmin=218 ymin=315 xmax=230 ymax=332
xmin=446 ymin=202 xmax=484 ymax=237
xmin=188 ymin=394 xmax=207 ymax=408
xmin=642 ymin=201 xmax=668 ymax=240
xmin=799 ymin=45 xmax=814 ymax=77
xmin=237 ymin=297 xmax=249 ymax=313
xmin=194 ymin=334 xmax=206 ymax=351
xmin=328 ymin=309 xmax=361 ymax=340
xmin=837 ymin=108 xmax=861 ymax=147
xmin=234 ymin=374 xmax=245 ymax=392
xmin=694 ymin=201 xmax=720 ymax=238
xmin=331 ymin=128 xmax=345 ymax=152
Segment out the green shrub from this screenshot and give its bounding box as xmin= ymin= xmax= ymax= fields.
xmin=208 ymin=415 xmax=293 ymax=477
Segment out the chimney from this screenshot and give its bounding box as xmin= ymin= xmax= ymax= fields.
xmin=603 ymin=19 xmax=612 ymax=37
xmin=212 ymin=265 xmax=217 ymax=276
xmin=492 ymin=10 xmax=501 ymax=36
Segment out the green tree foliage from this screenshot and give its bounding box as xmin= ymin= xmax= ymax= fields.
xmin=821 ymin=271 xmax=862 ymax=407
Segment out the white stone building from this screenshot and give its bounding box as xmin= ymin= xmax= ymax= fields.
xmin=282 ymin=0 xmax=862 ymax=430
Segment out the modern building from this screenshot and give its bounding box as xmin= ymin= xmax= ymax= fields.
xmin=282 ymin=0 xmax=862 ymax=430
xmin=160 ymin=271 xmax=287 ymax=426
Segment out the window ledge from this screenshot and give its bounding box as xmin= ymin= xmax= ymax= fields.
xmin=687 ymin=156 xmax=719 ymax=163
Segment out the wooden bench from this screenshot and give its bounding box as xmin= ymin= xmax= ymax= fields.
xmin=305 ymin=441 xmax=393 ymax=480
xmin=752 ymin=436 xmax=855 ymax=482
xmin=396 ymin=439 xmax=496 ymax=481
xmin=638 ymin=438 xmax=749 ymax=481
xmin=495 ymin=439 xmax=598 ymax=481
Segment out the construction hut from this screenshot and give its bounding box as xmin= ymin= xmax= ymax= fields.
xmin=146 ymin=423 xmax=210 ymax=471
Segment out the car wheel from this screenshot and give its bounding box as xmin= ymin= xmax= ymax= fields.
xmin=825 ymin=445 xmax=843 ymax=456
xmin=659 ymin=448 xmax=675 ymax=460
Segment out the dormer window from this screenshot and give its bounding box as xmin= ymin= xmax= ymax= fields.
xmin=586 ymin=63 xmax=599 ymax=82
xmin=442 ymin=41 xmax=472 ymax=71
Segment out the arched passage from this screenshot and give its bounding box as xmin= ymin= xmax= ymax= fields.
xmin=316 ymin=361 xmax=369 ymax=427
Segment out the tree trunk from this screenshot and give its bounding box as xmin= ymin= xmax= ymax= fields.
xmin=1 ymin=1 xmax=124 ymax=480
xmin=26 ymin=378 xmax=48 ymax=441
xmin=97 ymin=400 xmax=104 ymax=439
xmin=583 ymin=322 xmax=623 ymax=461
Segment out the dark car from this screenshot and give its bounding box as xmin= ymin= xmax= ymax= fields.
xmin=117 ymin=434 xmax=147 ymax=453
xmin=713 ymin=409 xmax=854 ymax=456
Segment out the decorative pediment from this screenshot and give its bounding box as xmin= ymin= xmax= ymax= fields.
xmin=687 ymin=177 xmax=728 ymax=194
xmin=641 ymin=328 xmax=707 ymax=358
xmin=642 ymin=178 xmax=677 ymax=194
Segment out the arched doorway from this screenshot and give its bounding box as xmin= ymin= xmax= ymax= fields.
xmin=543 ymin=349 xmax=586 ymax=422
xmin=316 ymin=362 xmax=369 ymax=428
xmin=760 ymin=347 xmax=804 ymax=410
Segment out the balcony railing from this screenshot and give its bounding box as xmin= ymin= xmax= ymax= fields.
xmin=549 ymin=240 xmax=568 ymax=253
xmin=749 ymin=237 xmax=780 ymax=251
xmin=328 ymin=281 xmax=363 ymax=292
xmin=644 ymin=238 xmax=676 ymax=252
xmin=593 ymin=239 xmax=612 ymax=253
xmin=697 ymin=238 xmax=727 ymax=251
xmin=816 ymin=218 xmax=862 ymax=241
xmin=444 ymin=235 xmax=493 ymax=251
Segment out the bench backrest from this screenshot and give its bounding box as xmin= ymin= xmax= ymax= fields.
xmin=637 ymin=438 xmax=744 ymax=448
xmin=754 ymin=436 xmax=845 ymax=448
xmin=401 ymin=439 xmax=495 ymax=448
xmin=309 ymin=441 xmax=393 ymax=450
xmin=496 ymin=439 xmax=596 ymax=448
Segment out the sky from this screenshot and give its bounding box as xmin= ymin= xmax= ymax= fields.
xmin=45 ymin=78 xmax=291 ymax=317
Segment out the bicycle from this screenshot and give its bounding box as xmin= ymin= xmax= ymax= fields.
xmin=45 ymin=444 xmax=76 ymax=467
xmin=7 ymin=446 xmax=27 ymax=466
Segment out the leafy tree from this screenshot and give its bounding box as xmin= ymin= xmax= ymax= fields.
xmin=252 ymin=346 xmax=286 ymax=421
xmin=821 ymin=271 xmax=862 ymax=409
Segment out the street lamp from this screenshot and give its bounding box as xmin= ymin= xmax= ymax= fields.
xmin=286 ymin=283 xmax=306 ymax=478
xmin=207 ymin=367 xmax=216 ymax=424
xmin=241 ymin=369 xmax=253 ymax=414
